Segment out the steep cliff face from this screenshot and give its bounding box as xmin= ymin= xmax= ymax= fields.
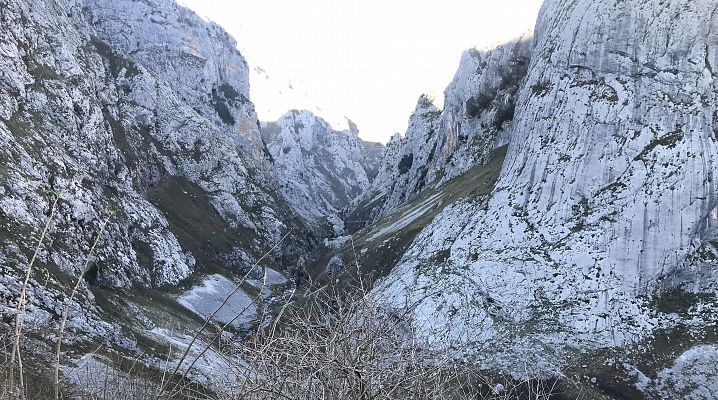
xmin=347 ymin=36 xmax=532 ymax=230
xmin=0 ymin=0 xmax=313 ymax=346
xmin=261 ymin=110 xmax=383 ymax=233
xmin=84 ymin=0 xmax=267 ymax=158
xmin=345 ymin=97 xmax=441 ymax=230
xmin=437 ymin=34 xmax=532 ymax=182
xmin=376 ymin=0 xmax=718 ymax=388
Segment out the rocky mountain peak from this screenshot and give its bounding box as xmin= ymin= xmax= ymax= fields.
xmin=415 ymin=93 xmax=438 ymax=111
xmin=261 ymin=110 xmax=383 ymax=234
xmin=345 ymin=35 xmax=533 ymax=230
xmin=85 ymin=0 xmax=266 ymax=158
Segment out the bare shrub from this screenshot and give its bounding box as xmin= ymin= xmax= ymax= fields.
xmin=5 ymin=192 xmax=60 ymax=399
xmin=220 ymin=279 xmax=559 ymax=400
xmin=55 ymin=213 xmax=113 ymax=400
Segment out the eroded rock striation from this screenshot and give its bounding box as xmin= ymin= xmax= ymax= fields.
xmin=375 ymin=0 xmax=718 ymax=393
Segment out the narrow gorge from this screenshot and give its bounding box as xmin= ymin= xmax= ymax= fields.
xmin=0 ymin=0 xmax=717 ymax=398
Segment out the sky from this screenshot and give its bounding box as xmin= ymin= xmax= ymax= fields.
xmin=178 ymin=0 xmax=544 ymax=143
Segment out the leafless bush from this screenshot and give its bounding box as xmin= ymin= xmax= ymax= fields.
xmin=4 ymin=191 xmax=60 ymax=400
xmin=55 ymin=213 xmax=113 ymax=400
xmin=217 ymin=280 xmax=559 ymax=400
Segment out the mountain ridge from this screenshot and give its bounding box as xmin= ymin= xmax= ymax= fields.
xmin=368 ymin=0 xmax=718 ymax=396
xmin=346 ymin=33 xmax=533 ymax=231
xmin=261 ymin=109 xmax=383 ymax=234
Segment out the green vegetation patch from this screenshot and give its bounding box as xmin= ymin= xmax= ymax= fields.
xmin=147 ymin=175 xmax=257 ymax=271
xmin=90 ymin=36 xmax=141 ymax=78
xmin=398 ymin=153 xmax=414 ymax=175
xmin=91 ymin=286 xmax=204 ymax=355
xmin=29 ymin=63 xmax=64 ymax=81
xmin=102 ymin=108 xmax=140 ymax=168
xmin=652 ymin=287 xmax=716 ymax=315
xmin=430 ymin=248 xmax=452 ymax=264
xmin=531 ymin=81 xmax=553 ymax=96
xmin=633 ymin=129 xmax=684 ymax=161
xmin=2 ymin=115 xmax=32 ymax=136
xmin=555 ymin=316 xmax=718 ymax=400
xmin=343 ymin=192 xmax=387 ymax=233
xmin=2 ymin=108 xmax=44 ymax=140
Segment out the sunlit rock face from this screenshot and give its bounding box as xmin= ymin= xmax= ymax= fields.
xmin=0 ymin=0 xmax=314 ymax=341
xmin=84 ymin=0 xmax=267 ymax=158
xmin=261 ymin=110 xmax=383 ymax=234
xmin=435 ymin=32 xmax=533 ymax=183
xmin=345 ymin=97 xmax=442 ymax=231
xmin=347 ymin=36 xmax=532 ymax=230
xmin=375 ymin=0 xmax=718 ymax=378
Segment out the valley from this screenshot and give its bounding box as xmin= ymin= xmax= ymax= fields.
xmin=0 ymin=0 xmax=717 ymax=398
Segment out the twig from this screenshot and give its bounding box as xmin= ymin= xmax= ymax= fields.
xmin=8 ymin=192 xmax=60 ymax=400
xmin=54 ymin=213 xmax=112 ymax=400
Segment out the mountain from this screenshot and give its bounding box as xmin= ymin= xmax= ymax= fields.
xmin=346 ymin=35 xmax=532 ymax=231
xmin=367 ymin=0 xmax=718 ymax=396
xmin=85 ymin=0 xmax=268 ymax=159
xmin=3 ymin=0 xmax=718 ymax=397
xmin=261 ymin=110 xmax=383 ymax=234
xmin=0 ymin=0 xmax=317 ymax=380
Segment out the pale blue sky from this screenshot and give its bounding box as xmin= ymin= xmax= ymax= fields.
xmin=179 ymin=0 xmax=543 ymax=142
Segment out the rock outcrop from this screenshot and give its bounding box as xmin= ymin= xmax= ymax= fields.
xmin=347 ymin=35 xmax=532 ymax=230
xmin=0 ymin=0 xmax=313 ymax=342
xmin=375 ymin=0 xmax=718 ymax=388
xmin=261 ymin=110 xmax=383 ymax=234
xmin=84 ymin=0 xmax=268 ymax=159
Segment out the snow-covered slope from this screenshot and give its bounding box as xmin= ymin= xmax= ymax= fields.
xmin=262 ymin=110 xmax=383 ymax=233
xmin=347 ymin=35 xmax=532 ymax=230
xmin=375 ymin=0 xmax=718 ymax=388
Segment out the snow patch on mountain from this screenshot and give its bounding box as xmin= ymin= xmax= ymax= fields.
xmin=177 ymin=274 xmax=256 ymax=327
